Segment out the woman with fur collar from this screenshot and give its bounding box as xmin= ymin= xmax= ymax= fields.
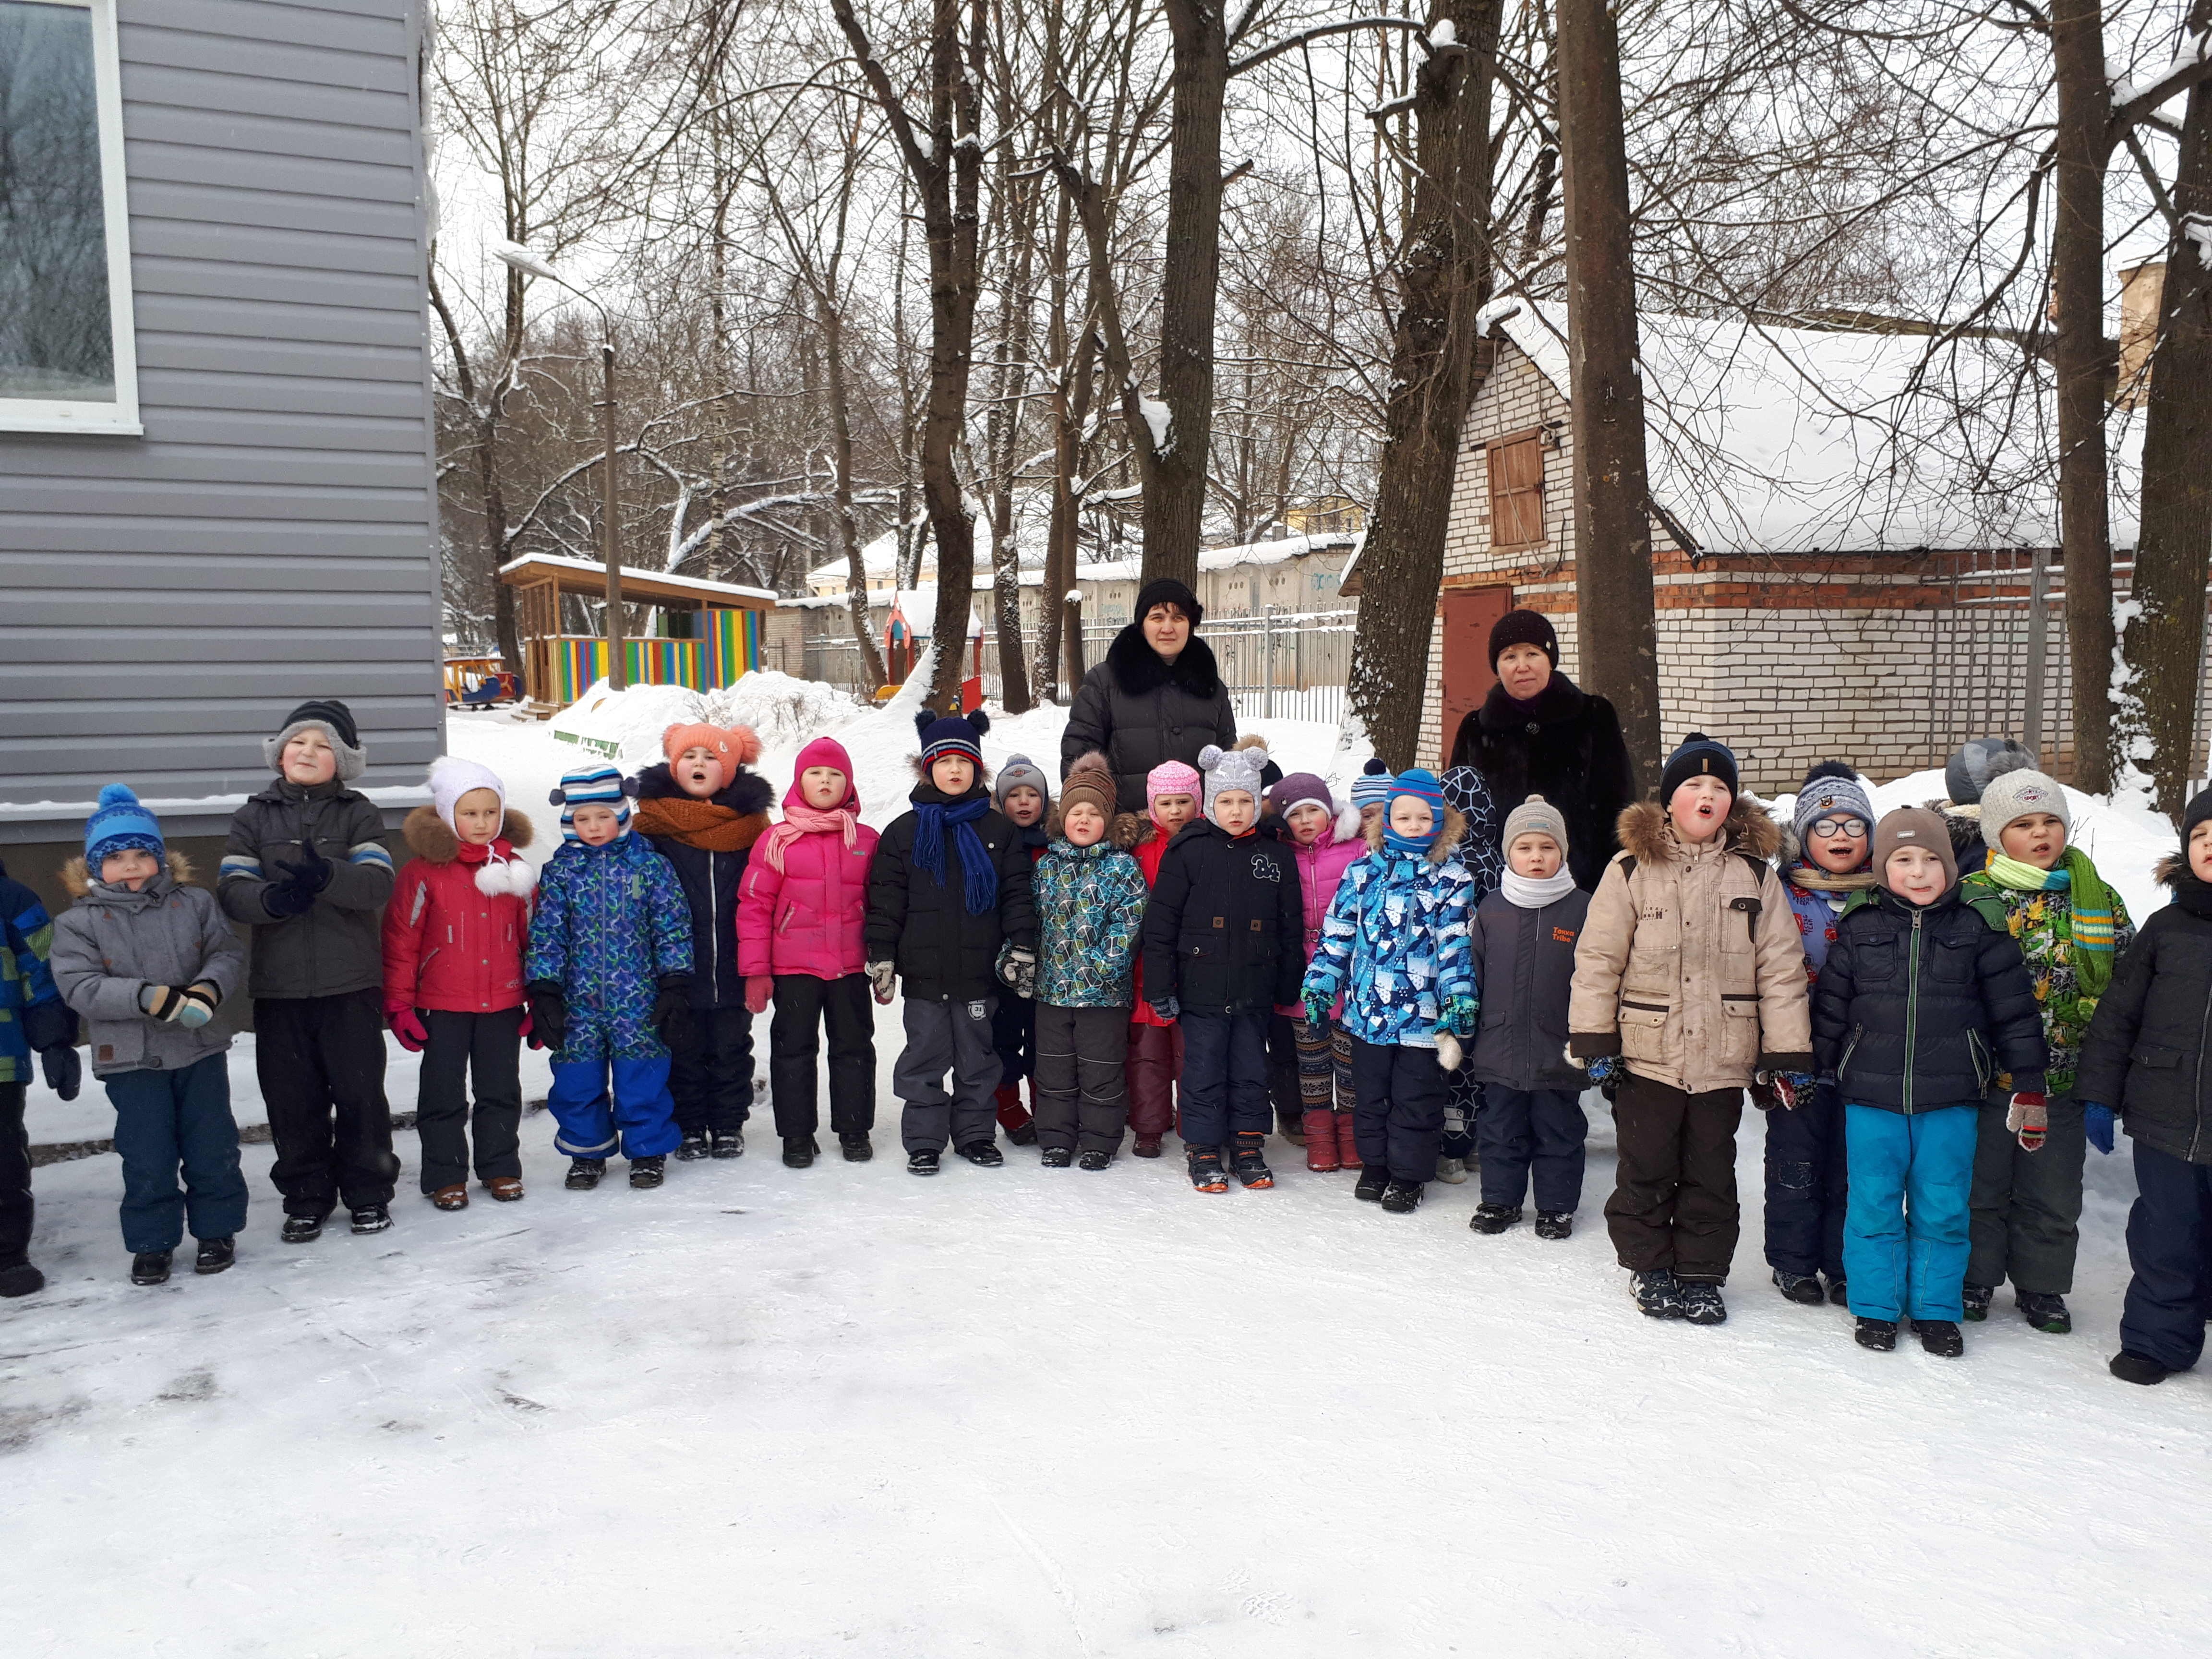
xmin=1061 ymin=577 xmax=1238 ymax=817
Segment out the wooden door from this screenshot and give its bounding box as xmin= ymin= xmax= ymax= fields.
xmin=1437 ymin=587 xmax=1514 ymax=768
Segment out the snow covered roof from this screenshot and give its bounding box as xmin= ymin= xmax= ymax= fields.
xmin=497 ymin=553 xmax=776 ymax=606
xmin=1074 ymin=530 xmax=1359 ymax=585
xmin=1480 ymin=300 xmax=2144 ymax=554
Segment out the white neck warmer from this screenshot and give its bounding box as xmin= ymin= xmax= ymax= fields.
xmin=1501 ymin=867 xmax=1579 ymax=908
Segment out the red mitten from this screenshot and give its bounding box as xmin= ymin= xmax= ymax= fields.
xmin=388 ymin=1007 xmax=428 ymax=1053
xmin=745 ymin=974 xmax=774 ymax=1016
xmin=2007 ymin=1091 xmax=2049 ymax=1152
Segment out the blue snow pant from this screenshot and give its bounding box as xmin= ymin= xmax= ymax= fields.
xmin=2118 ymin=1140 xmax=2212 ymax=1373
xmin=1350 ymin=1035 xmax=1448 ymax=1184
xmin=104 ymin=1053 xmax=248 ymax=1254
xmin=1478 ymin=1086 xmax=1588 ymax=1213
xmin=1764 ymin=1082 xmax=1850 ymax=1282
xmin=547 ymin=1056 xmax=680 ymax=1161
xmin=1842 ymin=1102 xmax=1978 ymax=1322
xmin=1178 ymin=1011 xmax=1271 ymax=1149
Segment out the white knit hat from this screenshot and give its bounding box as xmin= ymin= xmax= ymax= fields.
xmin=429 ymin=756 xmax=506 ymax=833
xmin=1197 ymin=742 xmax=1270 ymax=821
xmin=1978 ymin=768 xmax=2069 ymax=838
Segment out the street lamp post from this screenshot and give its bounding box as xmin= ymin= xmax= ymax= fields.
xmin=493 ymin=240 xmax=627 ymax=691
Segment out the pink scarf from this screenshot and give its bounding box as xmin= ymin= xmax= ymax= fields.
xmin=761 ymin=800 xmax=858 ymax=873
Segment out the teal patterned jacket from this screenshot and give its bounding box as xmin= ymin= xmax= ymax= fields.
xmin=1034 ymin=838 xmax=1150 ymax=1009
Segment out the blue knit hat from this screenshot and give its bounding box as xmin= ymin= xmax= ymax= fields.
xmin=1383 ymin=768 xmax=1447 ymax=852
xmin=1350 ymin=758 xmax=1392 ymax=810
xmin=550 ymin=761 xmax=634 ymax=840
xmin=914 ymin=707 xmax=990 ymax=769
xmin=85 ymin=782 xmax=164 ymax=866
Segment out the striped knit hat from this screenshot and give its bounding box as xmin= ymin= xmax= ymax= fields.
xmin=1350 ymin=758 xmax=1392 ymax=811
xmin=84 ymin=782 xmax=165 ymax=866
xmin=915 ymin=708 xmax=990 ymax=769
xmin=550 ymin=761 xmax=633 ymax=841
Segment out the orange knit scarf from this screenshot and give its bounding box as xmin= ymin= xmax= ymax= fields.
xmin=633 ymin=796 xmax=769 ymax=853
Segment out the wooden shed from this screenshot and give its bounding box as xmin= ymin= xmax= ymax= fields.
xmin=497 ymin=553 xmax=776 ymax=712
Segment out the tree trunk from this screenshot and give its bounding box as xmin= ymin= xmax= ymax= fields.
xmin=2121 ymin=39 xmax=2212 ymax=817
xmin=1346 ymin=4 xmax=1502 ymax=771
xmin=2053 ymin=0 xmax=2115 ymax=792
xmin=1557 ymin=0 xmax=1660 ymax=788
xmin=820 ymin=295 xmax=890 ymax=691
xmin=984 ymin=164 xmax=1037 ymax=714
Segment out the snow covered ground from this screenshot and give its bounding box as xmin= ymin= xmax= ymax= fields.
xmin=7 ymin=693 xmax=2211 ymax=1655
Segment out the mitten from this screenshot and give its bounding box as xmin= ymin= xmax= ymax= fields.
xmin=176 ymin=981 xmax=222 ymax=1030
xmin=2007 ymin=1090 xmax=2049 ymax=1152
xmin=139 ymin=984 xmax=185 ymax=1022
xmin=651 ymin=974 xmax=692 ymax=1045
xmin=259 ymin=872 xmax=318 ymax=918
xmin=387 ymin=1007 xmax=428 ymax=1052
xmin=39 ymin=1043 xmax=81 ymax=1102
xmin=866 ymin=961 xmax=897 ymax=1004
xmin=996 ymin=943 xmax=1038 ymax=999
xmin=1301 ymin=986 xmax=1333 ymax=1028
xmin=1584 ymin=1054 xmax=1621 ymax=1091
xmin=1149 ymin=996 xmax=1180 ymax=1023
xmin=1435 ymin=1032 xmax=1463 ymax=1071
xmin=745 ymin=974 xmax=774 ymax=1016
xmin=1441 ymin=993 xmax=1478 ymax=1039
xmin=525 ymin=981 xmax=567 ymax=1052
xmin=286 ymin=843 xmax=335 ymax=894
xmin=2082 ymin=1102 xmax=2116 ymax=1156
xmin=1763 ymin=1070 xmax=1816 ymax=1111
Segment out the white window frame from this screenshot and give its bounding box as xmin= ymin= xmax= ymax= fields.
xmin=0 ymin=0 xmax=140 ymax=435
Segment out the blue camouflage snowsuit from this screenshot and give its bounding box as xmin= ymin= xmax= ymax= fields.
xmin=525 ymin=833 xmax=693 ymax=1159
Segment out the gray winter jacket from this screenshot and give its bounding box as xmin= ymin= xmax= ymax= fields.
xmin=50 ymin=854 xmax=246 ymax=1077
xmin=1467 ymin=885 xmax=1591 ymax=1093
xmin=218 ymin=779 xmax=395 ymax=998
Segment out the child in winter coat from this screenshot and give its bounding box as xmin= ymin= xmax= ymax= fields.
xmin=1569 ymin=734 xmax=1813 ymax=1326
xmin=1466 ymin=794 xmax=1590 ymax=1238
xmin=1437 ymin=762 xmax=1508 ymax=1183
xmin=218 ymin=699 xmax=399 ymax=1241
xmin=382 ymin=757 xmax=536 ymax=1211
xmin=1141 ymin=742 xmax=1304 ymax=1193
xmin=1301 ymin=769 xmax=1478 ymax=1214
xmin=524 ymin=762 xmax=694 ymax=1191
xmin=1270 ymin=769 xmax=1362 ymax=1174
xmin=2075 ymin=788 xmax=2212 ymax=1385
xmin=1957 ymin=769 xmax=2132 ymax=1334
xmin=865 ymin=710 xmax=1039 ymax=1176
xmin=1765 ymin=761 xmax=1880 ymax=1308
xmin=1125 ymin=758 xmax=1201 ymax=1157
xmin=50 ymin=787 xmax=248 ymax=1285
xmin=1812 ymin=808 xmax=2046 ymax=1357
xmin=739 ymin=735 xmax=880 ymax=1166
xmin=1030 ymin=754 xmax=1150 ymax=1168
xmin=1 ymin=854 xmax=76 ymax=1298
xmin=634 ymin=721 xmax=774 ymax=1161
xmin=987 ymin=755 xmax=1053 ymax=1148
xmin=1349 ymin=760 xmax=1391 ymax=837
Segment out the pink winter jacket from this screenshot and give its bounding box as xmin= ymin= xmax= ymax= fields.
xmin=1290 ymin=808 xmax=1365 ymax=964
xmin=737 ymin=746 xmax=879 ymax=981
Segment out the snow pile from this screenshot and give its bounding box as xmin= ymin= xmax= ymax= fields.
xmin=702 ymin=670 xmax=863 ymax=752
xmin=546 ymin=678 xmax=706 ymax=763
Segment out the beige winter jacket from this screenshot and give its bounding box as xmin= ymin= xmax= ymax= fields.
xmin=1568 ymin=799 xmax=1814 ymax=1095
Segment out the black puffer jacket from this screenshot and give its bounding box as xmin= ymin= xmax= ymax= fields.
xmin=2075 ymin=860 xmax=2212 ymax=1165
xmin=1063 ymin=628 xmax=1238 ymax=812
xmin=1139 ymin=820 xmax=1305 ymax=1018
xmin=218 ymin=779 xmax=395 ymax=998
xmin=633 ymin=763 xmax=775 ymax=1009
xmin=865 ymin=781 xmax=1037 ymax=1003
xmin=1448 ymin=673 xmax=1635 ymax=892
xmin=1467 ymin=886 xmax=1590 ymax=1092
xmin=1813 ymin=884 xmax=2046 ymax=1113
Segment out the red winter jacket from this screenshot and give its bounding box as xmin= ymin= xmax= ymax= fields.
xmin=737 ymin=760 xmax=880 ymax=982
xmin=382 ymin=806 xmax=536 ymax=1015
xmin=1129 ymin=820 xmax=1177 ymax=1026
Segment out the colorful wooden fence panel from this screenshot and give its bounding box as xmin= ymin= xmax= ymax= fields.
xmin=543 ymin=615 xmax=760 ymax=704
xmin=702 ymin=606 xmax=762 ymax=685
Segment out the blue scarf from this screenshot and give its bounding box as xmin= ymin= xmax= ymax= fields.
xmin=914 ymin=795 xmax=999 ymax=915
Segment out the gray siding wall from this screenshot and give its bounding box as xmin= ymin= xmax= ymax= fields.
xmin=0 ymin=0 xmax=444 ymax=838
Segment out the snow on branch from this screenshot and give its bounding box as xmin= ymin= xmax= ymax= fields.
xmin=2109 ymin=30 xmax=2212 ymax=142
xmin=1230 ymin=16 xmax=1428 ymax=76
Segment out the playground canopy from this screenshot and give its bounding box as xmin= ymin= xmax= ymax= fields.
xmin=498 ymin=554 xmax=777 ymax=711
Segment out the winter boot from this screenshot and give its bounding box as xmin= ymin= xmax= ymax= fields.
xmin=1303 ymin=1110 xmax=1341 ymax=1172
xmin=2110 ymin=1350 xmax=2173 ymax=1385
xmin=1078 ymin=1149 xmax=1113 ymax=1171
xmin=783 ymin=1136 xmax=819 ymax=1169
xmin=2016 ymin=1291 xmax=2072 ymax=1334
xmin=1335 ymin=1111 xmax=1362 ymax=1171
xmin=565 ymin=1158 xmax=606 ymax=1191
xmin=676 ymin=1130 xmax=712 ymax=1162
xmin=1187 ymin=1146 xmax=1229 ymax=1193
xmin=1232 ymin=1131 xmax=1274 ymax=1190
xmin=840 ymin=1134 xmax=873 ymax=1162
xmin=908 ymin=1148 xmax=941 ymax=1176
xmin=431 ymin=1184 xmax=469 ymax=1212
xmin=349 ymin=1204 xmax=393 ymax=1234
xmin=956 ymin=1141 xmax=1004 ymax=1168
xmin=1534 ymin=1210 xmax=1574 ymax=1240
xmin=1826 ymin=1275 xmax=1849 ymax=1306
xmin=131 ymin=1250 xmax=173 ymax=1286
xmin=994 ymin=1084 xmax=1037 ymax=1147
xmin=711 ymin=1128 xmax=746 ymax=1159
xmin=1435 ymin=1156 xmax=1469 ymax=1185
xmin=280 ymin=1213 xmax=327 ymax=1244
xmin=1380 ymin=1178 xmax=1424 ymax=1214
xmin=1278 ymin=1107 xmax=1306 ymax=1146
xmin=1041 ymin=1146 xmax=1074 ymax=1168
xmin=1961 ymin=1282 xmax=1994 ymax=1322
xmin=628 ymin=1156 xmax=667 ymax=1190
xmin=1773 ymin=1270 xmax=1826 ymax=1306
xmin=1132 ymin=1135 xmax=1163 ymax=1159
xmin=1354 ymin=1166 xmax=1389 ymax=1202
xmin=1631 ymin=1269 xmax=1685 ymax=1320
xmin=1679 ymin=1282 xmax=1728 ymax=1326
xmin=1468 ymin=1202 xmax=1523 ymax=1234
xmin=1855 ymin=1317 xmax=1899 ymax=1352
xmin=0 ymin=1262 xmax=44 ymax=1298
xmin=1918 ymin=1319 xmax=1965 ymax=1358
xmin=192 ymin=1237 xmax=235 ymax=1276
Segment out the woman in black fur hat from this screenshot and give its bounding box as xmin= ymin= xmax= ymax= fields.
xmin=1061 ymin=578 xmax=1239 ymax=814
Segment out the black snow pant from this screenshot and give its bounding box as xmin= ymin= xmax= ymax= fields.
xmin=2119 ymin=1139 xmax=2212 ymax=1373
xmin=256 ymin=988 xmax=397 ymax=1217
xmin=991 ymin=990 xmax=1037 ymax=1085
xmin=1034 ymin=1004 xmax=1130 ymax=1154
xmin=415 ymin=1007 xmax=524 ymax=1193
xmin=0 ymin=1082 xmax=31 ymax=1269
xmin=896 ymin=994 xmax=1001 ymax=1154
xmin=1478 ymin=1086 xmax=1588 ymax=1214
xmin=669 ymin=1005 xmax=755 ymax=1140
xmin=1349 ymin=1035 xmax=1448 ymax=1184
xmin=1267 ymin=1011 xmax=1302 ymax=1134
xmin=1763 ymin=1081 xmax=1850 ymax=1282
xmin=769 ymin=972 xmax=876 ymax=1138
xmin=1606 ymin=1071 xmax=1744 ymax=1284
xmin=1968 ymin=1090 xmax=2087 ymax=1295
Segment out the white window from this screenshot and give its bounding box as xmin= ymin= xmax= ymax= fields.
xmin=0 ymin=0 xmax=138 ymax=434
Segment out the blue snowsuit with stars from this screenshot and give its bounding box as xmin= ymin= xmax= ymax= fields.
xmin=525 ymin=832 xmax=693 ymax=1160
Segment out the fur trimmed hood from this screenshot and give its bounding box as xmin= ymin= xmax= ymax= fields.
xmin=1106 ymin=625 xmax=1224 ymax=699
xmin=1362 ymin=804 xmax=1469 ymax=865
xmin=1616 ymin=797 xmax=1781 ymax=866
xmin=62 ymin=847 xmax=194 ymax=898
xmin=402 ymin=803 xmax=535 ymax=864
xmin=2158 ymin=851 xmax=2191 ymax=889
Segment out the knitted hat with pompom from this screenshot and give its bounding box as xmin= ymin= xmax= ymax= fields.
xmin=84 ymin=783 xmax=165 ymax=866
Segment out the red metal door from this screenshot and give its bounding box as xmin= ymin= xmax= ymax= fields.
xmin=1438 ymin=587 xmax=1514 ymax=769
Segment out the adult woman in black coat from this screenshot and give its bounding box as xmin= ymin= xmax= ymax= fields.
xmin=1062 ymin=578 xmax=1238 ymax=811
xmin=1447 ymin=609 xmax=1635 ymax=892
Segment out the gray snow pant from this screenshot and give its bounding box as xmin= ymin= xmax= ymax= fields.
xmin=1034 ymin=1004 xmax=1130 ymax=1154
xmin=1968 ymin=1090 xmax=2087 ymax=1295
xmin=896 ymin=995 xmax=1002 ymax=1154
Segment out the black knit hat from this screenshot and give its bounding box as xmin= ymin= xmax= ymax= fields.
xmin=264 ymin=697 xmax=366 ymax=781
xmin=1133 ymin=577 xmax=1203 ymax=630
xmin=1659 ymin=732 xmax=1738 ymax=804
xmin=2183 ymin=787 xmax=2212 ymax=845
xmin=1487 ymin=607 xmax=1559 ymax=671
